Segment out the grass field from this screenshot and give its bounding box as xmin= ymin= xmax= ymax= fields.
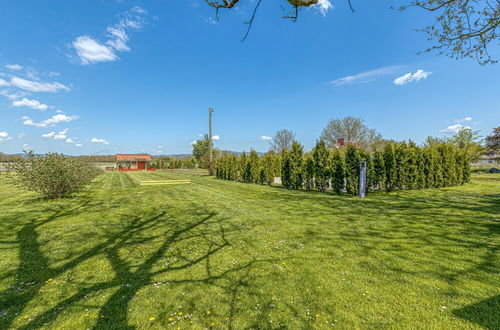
xmin=0 ymin=170 xmax=499 ymax=329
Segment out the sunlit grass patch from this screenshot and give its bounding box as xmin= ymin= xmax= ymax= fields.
xmin=0 ymin=171 xmax=498 ymax=329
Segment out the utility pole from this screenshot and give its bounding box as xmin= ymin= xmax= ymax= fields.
xmin=208 ymin=107 xmax=214 ymax=175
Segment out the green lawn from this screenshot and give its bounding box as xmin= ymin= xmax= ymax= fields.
xmin=0 ymin=171 xmax=499 ymax=329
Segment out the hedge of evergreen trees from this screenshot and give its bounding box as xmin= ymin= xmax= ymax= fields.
xmin=215 ymin=141 xmax=470 ymax=195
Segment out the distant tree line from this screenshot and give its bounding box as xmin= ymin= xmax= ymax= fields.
xmin=151 ymin=156 xmax=197 ymax=169
xmin=215 ymin=139 xmax=472 ymax=196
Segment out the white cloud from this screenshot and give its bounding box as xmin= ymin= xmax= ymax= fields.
xmin=75 ymin=143 xmax=83 ymax=147
xmin=0 ymin=90 xmax=29 ymax=100
xmin=22 ymin=114 xmax=78 ymax=128
xmin=5 ymin=64 xmax=23 ymax=71
xmin=259 ymin=135 xmax=272 ymax=141
xmin=12 ymin=98 xmax=48 ymax=111
xmin=10 ymin=77 xmax=70 ymax=92
xmin=212 ymin=135 xmax=220 ymax=140
xmin=440 ymin=124 xmax=470 ymax=133
xmin=65 ymin=138 xmax=76 ymax=143
xmin=90 ymin=137 xmax=109 ymax=145
xmin=393 ymin=69 xmax=431 ymax=86
xmin=42 ymin=128 xmax=68 ymax=140
xmin=314 ymin=0 xmax=333 ymax=15
xmin=17 ymin=133 xmax=26 ymax=139
xmin=0 ymin=131 xmax=13 ymax=142
xmin=72 ymin=36 xmax=118 ymax=65
xmin=131 ymin=6 xmax=147 ymax=14
xmin=457 ymin=117 xmax=472 ymax=123
xmin=21 ymin=143 xmax=29 ymax=149
xmin=72 ymin=7 xmax=146 ymax=65
xmin=329 ymin=65 xmax=403 ymax=86
xmin=0 ymin=79 xmax=9 ymax=87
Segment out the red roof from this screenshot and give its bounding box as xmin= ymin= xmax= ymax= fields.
xmin=116 ymin=154 xmax=152 ymax=162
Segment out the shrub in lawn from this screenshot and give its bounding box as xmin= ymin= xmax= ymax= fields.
xmin=303 ymin=155 xmax=314 ymax=190
xmin=344 ymin=144 xmax=361 ymax=196
xmin=331 ymin=149 xmax=345 ymax=194
xmin=373 ymin=150 xmax=386 ymax=190
xmin=383 ymin=144 xmax=397 ymax=192
xmin=312 ymin=140 xmax=330 ymax=192
xmin=11 ymin=153 xmax=102 ymax=199
xmin=281 ymin=151 xmax=292 ymax=188
xmin=289 ymin=141 xmax=304 ymax=189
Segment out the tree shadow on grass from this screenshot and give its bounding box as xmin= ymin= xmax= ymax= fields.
xmin=452 ymin=295 xmax=500 ymax=329
xmin=1 ymin=201 xmax=265 ymax=329
xmin=0 ymin=199 xmax=94 ymax=329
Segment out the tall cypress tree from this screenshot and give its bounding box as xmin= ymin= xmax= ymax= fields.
xmin=303 ymin=155 xmax=314 ymax=190
xmin=394 ymin=142 xmax=409 ymax=190
xmin=312 ymin=140 xmax=330 ymax=192
xmin=422 ymin=147 xmax=434 ymax=188
xmin=239 ymin=152 xmax=247 ymax=182
xmin=455 ymin=151 xmax=464 ymax=185
xmin=344 ymin=144 xmax=361 ymax=196
xmin=406 ymin=141 xmax=419 ymax=190
xmin=462 ymin=153 xmax=471 ymax=183
xmin=383 ymin=144 xmax=397 ymax=192
xmin=416 ymin=147 xmax=426 ymax=189
xmin=261 ymin=152 xmax=276 ymax=185
xmin=433 ymin=147 xmax=444 ymax=188
xmin=289 ymin=141 xmax=304 ymax=189
xmin=248 ymin=150 xmax=260 ymax=183
xmin=440 ymin=144 xmax=457 ymax=187
xmin=373 ymin=150 xmax=386 ymax=190
xmin=228 ymin=155 xmax=238 ymax=181
xmin=331 ymin=149 xmax=345 ymax=194
xmin=281 ymin=151 xmax=292 ymax=188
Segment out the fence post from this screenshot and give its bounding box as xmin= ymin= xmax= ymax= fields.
xmin=359 ymin=161 xmax=367 ymax=198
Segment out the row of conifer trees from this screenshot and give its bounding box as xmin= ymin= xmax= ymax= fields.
xmin=215 ymin=140 xmax=470 ymax=195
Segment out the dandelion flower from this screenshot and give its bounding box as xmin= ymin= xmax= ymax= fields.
xmin=149 ymin=317 xmax=156 ymax=321
xmin=178 ymin=312 xmax=183 ymax=315
xmin=168 ymin=317 xmax=174 ymax=321
xmin=210 ymin=322 xmax=215 ymax=326
xmin=206 ymin=311 xmax=212 ymax=315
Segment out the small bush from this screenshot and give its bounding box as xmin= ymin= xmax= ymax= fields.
xmin=11 ymin=153 xmax=102 ymax=199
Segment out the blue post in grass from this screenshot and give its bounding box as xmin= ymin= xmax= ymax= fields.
xmin=359 ymin=161 xmax=367 ymax=198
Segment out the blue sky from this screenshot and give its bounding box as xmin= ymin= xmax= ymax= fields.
xmin=0 ymin=0 xmax=499 ymax=155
